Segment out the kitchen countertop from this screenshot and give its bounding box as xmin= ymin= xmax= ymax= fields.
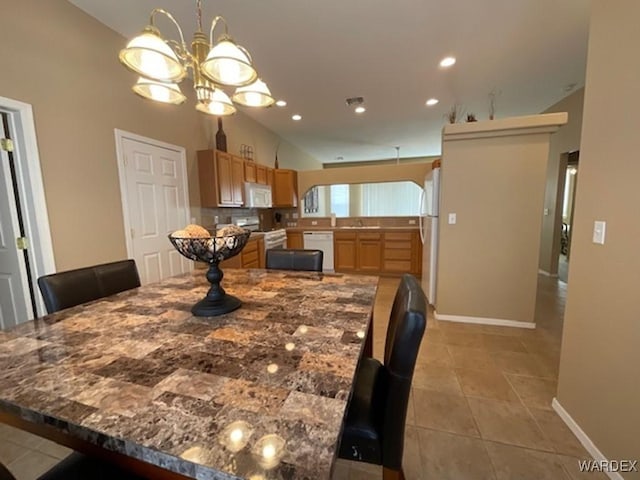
xmin=0 ymin=269 xmax=378 ymax=479
xmin=285 ymin=226 xmax=420 ymax=232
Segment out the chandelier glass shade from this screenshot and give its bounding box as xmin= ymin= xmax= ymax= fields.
xmin=118 ymin=1 xmax=273 ymax=116
xmin=232 ymin=78 xmax=275 ymax=107
xmin=133 ymin=77 xmax=186 ymax=104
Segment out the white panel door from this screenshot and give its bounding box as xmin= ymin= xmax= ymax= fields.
xmin=0 ymin=122 xmax=31 ymax=329
xmin=121 ymin=137 xmax=191 ymax=285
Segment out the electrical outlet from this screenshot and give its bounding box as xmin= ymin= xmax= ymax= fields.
xmin=544 ymin=208 xmax=549 ymax=216
xmin=311 ymin=220 xmax=318 ymax=226
xmin=448 ymin=213 xmax=457 ymax=225
xmin=408 ymin=219 xmax=416 ymax=225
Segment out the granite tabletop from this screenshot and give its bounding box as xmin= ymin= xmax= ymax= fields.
xmin=0 ymin=269 xmax=379 ymax=480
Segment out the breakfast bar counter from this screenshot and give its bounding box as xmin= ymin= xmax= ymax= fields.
xmin=0 ymin=269 xmax=379 ymax=480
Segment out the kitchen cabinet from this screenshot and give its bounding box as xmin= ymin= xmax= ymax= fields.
xmin=287 ymin=231 xmax=303 ymax=249
xmin=197 ymin=149 xmax=244 ymax=207
xmin=244 ymin=161 xmax=257 ymax=183
xmin=273 ymin=169 xmax=298 ymax=207
xmin=333 ymin=229 xmax=420 ymax=275
xmin=266 ymin=167 xmax=275 ymax=188
xmin=334 ymin=232 xmax=357 ymax=272
xmin=358 ymin=232 xmax=383 ymax=272
xmin=256 ymin=165 xmax=268 ymax=185
xmin=221 ymin=236 xmax=265 ymax=269
xmin=383 ymin=231 xmax=421 ymax=275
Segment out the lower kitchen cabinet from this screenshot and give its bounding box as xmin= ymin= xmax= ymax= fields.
xmin=383 ymin=231 xmax=422 ymax=275
xmin=357 ymin=232 xmax=383 ymax=272
xmin=221 ymin=237 xmax=265 ymax=269
xmin=334 ymin=232 xmax=357 ymax=271
xmin=286 ymin=231 xmax=303 ymax=249
xmin=334 ymin=229 xmax=420 ymax=276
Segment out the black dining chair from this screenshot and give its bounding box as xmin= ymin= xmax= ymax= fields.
xmin=37 ymin=259 xmax=141 ymax=314
xmin=265 ymin=248 xmax=323 ymax=272
xmin=338 ymin=274 xmax=427 ymax=480
xmin=1 ymin=452 xmax=144 ymax=480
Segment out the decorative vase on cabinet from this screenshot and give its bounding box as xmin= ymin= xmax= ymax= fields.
xmin=216 ymin=118 xmax=227 ymax=152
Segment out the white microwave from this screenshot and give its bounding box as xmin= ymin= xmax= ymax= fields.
xmin=244 ymin=182 xmax=273 ymax=208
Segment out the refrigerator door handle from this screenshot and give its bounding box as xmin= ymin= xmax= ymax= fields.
xmin=419 ymin=189 xmax=425 ymax=244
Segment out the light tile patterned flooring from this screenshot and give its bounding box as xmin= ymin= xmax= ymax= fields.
xmin=335 ymin=275 xmax=606 ymax=480
xmin=0 ymin=275 xmax=605 ymax=479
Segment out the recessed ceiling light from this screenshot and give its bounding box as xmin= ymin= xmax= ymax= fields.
xmin=354 ymin=106 xmax=366 ymax=114
xmin=292 ymin=114 xmax=302 ymax=121
xmin=275 ymin=100 xmax=287 ymax=107
xmin=426 ymin=98 xmax=439 ymax=106
xmin=439 ymin=56 xmax=456 ymax=68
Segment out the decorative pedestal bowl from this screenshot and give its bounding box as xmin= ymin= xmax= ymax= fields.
xmin=168 ymin=230 xmax=251 ymax=317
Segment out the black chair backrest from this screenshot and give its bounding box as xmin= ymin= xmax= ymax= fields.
xmin=266 ymin=249 xmax=323 ymax=272
xmin=0 ymin=463 xmax=15 ymax=480
xmin=382 ymin=274 xmax=427 ymax=469
xmin=38 ymin=259 xmax=140 ymax=314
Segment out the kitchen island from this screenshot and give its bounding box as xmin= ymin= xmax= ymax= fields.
xmin=0 ymin=269 xmax=378 ymax=479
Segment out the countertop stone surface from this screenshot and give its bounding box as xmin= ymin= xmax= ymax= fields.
xmin=285 ymin=226 xmax=419 ymax=232
xmin=0 ymin=269 xmax=378 ymax=480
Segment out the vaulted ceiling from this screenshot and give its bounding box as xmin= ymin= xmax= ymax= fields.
xmin=70 ymin=0 xmax=591 ymax=163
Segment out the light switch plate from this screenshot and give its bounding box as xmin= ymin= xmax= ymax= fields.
xmin=544 ymin=208 xmax=549 ymax=216
xmin=593 ymin=220 xmax=606 ymax=244
xmin=448 ymin=213 xmax=457 ymax=225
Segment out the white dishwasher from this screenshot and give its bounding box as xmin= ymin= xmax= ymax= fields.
xmin=303 ymin=231 xmax=334 ymax=272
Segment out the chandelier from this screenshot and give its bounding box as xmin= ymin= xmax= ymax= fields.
xmin=118 ymin=0 xmax=274 ymax=116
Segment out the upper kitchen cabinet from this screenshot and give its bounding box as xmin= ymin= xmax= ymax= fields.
xmin=244 ymin=161 xmax=257 ymax=183
xmin=197 ymin=149 xmax=244 ymax=207
xmin=256 ymin=165 xmax=268 ymax=185
xmin=273 ymin=169 xmax=298 ymax=207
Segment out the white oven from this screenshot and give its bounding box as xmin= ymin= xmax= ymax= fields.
xmin=233 ymin=216 xmax=287 ymax=257
xmin=263 ymin=229 xmax=287 ymax=253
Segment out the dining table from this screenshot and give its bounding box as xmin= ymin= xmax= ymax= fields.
xmin=0 ymin=268 xmax=379 ymax=480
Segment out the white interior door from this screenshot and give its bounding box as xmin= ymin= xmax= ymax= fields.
xmin=0 ymin=120 xmax=31 ymax=329
xmin=119 ymin=134 xmax=192 ymax=284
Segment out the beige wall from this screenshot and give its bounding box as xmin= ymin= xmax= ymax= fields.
xmin=220 ymin=114 xmax=320 ymax=171
xmin=298 ymin=162 xmax=432 ymax=200
xmin=437 ymin=131 xmax=552 ymax=324
xmin=539 ymin=88 xmax=585 ymax=274
xmin=0 ymin=0 xmax=318 ymax=271
xmin=557 ymin=0 xmax=640 ymax=471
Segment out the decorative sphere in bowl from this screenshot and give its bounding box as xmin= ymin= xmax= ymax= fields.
xmin=168 ymin=228 xmax=251 ymax=264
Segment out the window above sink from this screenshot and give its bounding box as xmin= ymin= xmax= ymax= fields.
xmin=301 ymin=181 xmax=422 ymax=218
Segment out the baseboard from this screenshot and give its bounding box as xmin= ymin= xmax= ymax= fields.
xmin=433 ymin=312 xmax=535 ymax=329
xmin=551 ymin=398 xmax=623 ymax=480
xmin=538 ymin=269 xmax=559 ymax=277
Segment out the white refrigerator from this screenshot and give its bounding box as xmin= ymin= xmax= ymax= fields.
xmin=420 ymin=163 xmax=440 ymax=306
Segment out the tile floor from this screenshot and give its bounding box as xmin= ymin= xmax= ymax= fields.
xmin=0 ymin=274 xmax=604 ymax=479
xmin=335 ymin=274 xmax=606 ymax=480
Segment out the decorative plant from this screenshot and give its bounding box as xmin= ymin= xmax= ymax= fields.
xmin=446 ymin=104 xmax=465 ymax=124
xmin=488 ymin=89 xmax=501 ymax=120
xmin=466 ymin=113 xmax=477 ymax=122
